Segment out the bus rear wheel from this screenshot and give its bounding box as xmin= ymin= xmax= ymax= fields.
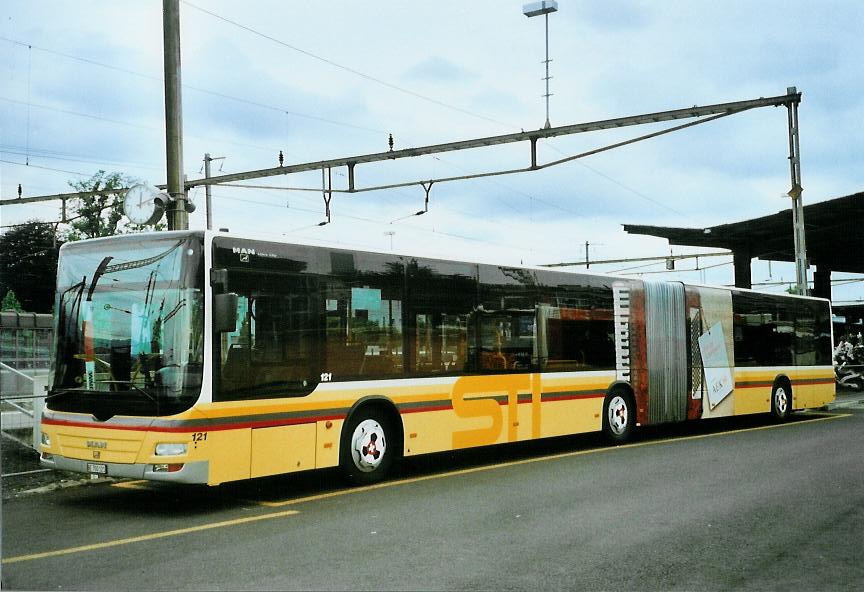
xmin=771 ymin=383 xmax=792 ymax=422
xmin=603 ymin=390 xmax=635 ymax=444
xmin=339 ymin=409 xmax=394 ymax=485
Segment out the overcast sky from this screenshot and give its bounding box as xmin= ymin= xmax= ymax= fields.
xmin=1 ymin=1 xmax=862 ymax=303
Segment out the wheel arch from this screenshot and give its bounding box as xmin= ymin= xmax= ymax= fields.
xmin=773 ymin=373 xmax=793 ymax=390
xmin=773 ymin=373 xmax=794 ymax=410
xmin=606 ymin=380 xmax=638 ymax=419
xmin=606 ymin=380 xmax=635 ymax=398
xmin=343 ymin=395 xmax=405 ymax=459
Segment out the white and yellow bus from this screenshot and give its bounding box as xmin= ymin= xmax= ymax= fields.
xmin=40 ymin=231 xmax=835 ymax=486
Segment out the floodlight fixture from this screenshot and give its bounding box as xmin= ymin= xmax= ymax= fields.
xmin=522 ymin=1 xmax=558 ymax=18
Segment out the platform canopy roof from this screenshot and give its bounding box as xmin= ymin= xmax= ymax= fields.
xmin=623 ymin=191 xmax=864 ymax=274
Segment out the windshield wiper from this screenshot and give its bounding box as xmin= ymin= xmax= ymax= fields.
xmin=86 ymin=256 xmax=114 ymax=302
xmin=94 ymin=380 xmax=158 ymax=404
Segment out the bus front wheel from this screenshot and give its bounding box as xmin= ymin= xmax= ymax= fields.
xmin=339 ymin=409 xmax=394 ymax=485
xmin=603 ymin=390 xmax=635 ymax=444
xmin=771 ymin=382 xmax=792 ymax=422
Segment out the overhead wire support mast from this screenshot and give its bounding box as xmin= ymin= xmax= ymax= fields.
xmin=225 ymin=109 xmax=733 ymax=200
xmin=785 ymin=86 xmax=808 ymax=296
xmin=179 ymin=91 xmax=802 ymax=193
xmin=1 ymin=90 xmax=802 ymax=206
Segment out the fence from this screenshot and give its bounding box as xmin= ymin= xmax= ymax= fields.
xmin=1 ymin=311 xmax=52 ymax=449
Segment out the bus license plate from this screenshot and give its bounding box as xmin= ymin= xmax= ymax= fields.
xmin=87 ymin=463 xmax=107 ymax=475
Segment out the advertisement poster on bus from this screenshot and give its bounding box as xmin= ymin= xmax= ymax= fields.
xmin=694 ymin=287 xmax=735 ymax=419
xmin=698 ymin=321 xmax=734 ymax=408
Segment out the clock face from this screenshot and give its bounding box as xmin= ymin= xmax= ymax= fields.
xmin=123 ymin=184 xmax=165 ymax=225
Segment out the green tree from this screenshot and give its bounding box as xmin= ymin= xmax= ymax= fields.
xmin=64 ymin=170 xmax=164 ymax=240
xmin=0 ymin=172 xmax=169 ymax=315
xmin=1 ymin=289 xmax=24 ymax=312
xmin=0 ymin=221 xmax=62 ymax=313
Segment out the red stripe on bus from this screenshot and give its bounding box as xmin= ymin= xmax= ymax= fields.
xmin=398 ymin=399 xmax=532 ymax=415
xmin=41 ymin=414 xmax=347 ymax=433
xmin=542 ymin=392 xmax=606 ymax=402
xmin=734 ymin=382 xmax=770 ymax=389
xmin=400 ymin=404 xmax=453 ymax=414
xmin=398 ymin=392 xmax=605 ymax=415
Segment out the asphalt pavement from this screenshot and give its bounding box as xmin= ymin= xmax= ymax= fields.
xmin=2 ymin=396 xmax=864 ymax=590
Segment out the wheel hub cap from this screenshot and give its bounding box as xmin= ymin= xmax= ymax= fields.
xmin=609 ymin=396 xmax=628 ymax=435
xmin=351 ymin=419 xmax=387 ymax=472
xmin=775 ymin=388 xmax=788 ymax=414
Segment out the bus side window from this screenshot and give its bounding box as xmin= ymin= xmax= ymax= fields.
xmin=541 ymin=313 xmax=614 ymax=372
xmin=219 ymin=295 xmax=252 ymax=393
xmin=407 ymin=258 xmax=476 ymax=376
xmin=472 ymin=312 xmax=534 ymax=372
xmin=414 ymin=312 xmax=469 ymax=374
xmin=321 ymin=280 xmax=404 ymax=380
xmin=215 ymin=270 xmax=319 ymax=400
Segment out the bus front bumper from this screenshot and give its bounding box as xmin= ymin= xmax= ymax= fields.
xmin=40 ymin=453 xmax=209 ymax=484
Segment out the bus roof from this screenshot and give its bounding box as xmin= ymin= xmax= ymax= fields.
xmin=63 ymin=229 xmax=830 ymax=304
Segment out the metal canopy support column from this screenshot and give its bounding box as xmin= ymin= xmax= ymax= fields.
xmin=812 ymin=266 xmax=831 ymax=300
xmin=786 ymin=86 xmax=808 ymax=295
xmin=733 ymin=249 xmax=752 ymax=289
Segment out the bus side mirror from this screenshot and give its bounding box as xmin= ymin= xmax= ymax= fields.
xmin=213 ymin=293 xmax=239 ymax=333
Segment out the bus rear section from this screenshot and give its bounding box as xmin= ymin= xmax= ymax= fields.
xmin=614 ymin=280 xmax=834 ymax=426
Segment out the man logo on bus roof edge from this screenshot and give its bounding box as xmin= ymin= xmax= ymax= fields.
xmin=232 ymin=246 xmax=255 ymax=262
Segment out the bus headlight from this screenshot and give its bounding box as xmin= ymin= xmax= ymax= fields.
xmin=155 ymin=443 xmax=187 ymax=456
xmin=41 ymin=432 xmax=51 ymax=447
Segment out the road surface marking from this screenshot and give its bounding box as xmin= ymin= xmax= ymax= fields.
xmin=2 ymin=510 xmax=298 ymax=564
xmin=110 ymin=480 xmax=151 ymax=490
xmin=1 ymin=468 xmax=53 ymax=478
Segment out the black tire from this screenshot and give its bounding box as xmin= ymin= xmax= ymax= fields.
xmin=770 ymin=382 xmax=792 ymax=422
xmin=602 ymin=390 xmax=635 ymax=444
xmin=339 ymin=408 xmax=395 ymax=485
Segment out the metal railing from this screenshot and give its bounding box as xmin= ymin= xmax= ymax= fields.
xmin=1 ymin=311 xmax=53 ymax=450
xmin=1 ymin=361 xmax=47 ymax=450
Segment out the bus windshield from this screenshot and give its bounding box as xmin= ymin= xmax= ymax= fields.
xmin=49 ymin=234 xmax=204 ymax=418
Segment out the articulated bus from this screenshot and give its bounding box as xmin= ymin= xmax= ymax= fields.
xmin=40 ymin=231 xmax=835 ymax=486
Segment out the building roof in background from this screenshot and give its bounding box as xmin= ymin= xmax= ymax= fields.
xmin=623 ymin=191 xmax=864 ymax=274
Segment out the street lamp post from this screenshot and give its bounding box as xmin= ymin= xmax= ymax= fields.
xmin=523 ymin=1 xmax=558 ymax=129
